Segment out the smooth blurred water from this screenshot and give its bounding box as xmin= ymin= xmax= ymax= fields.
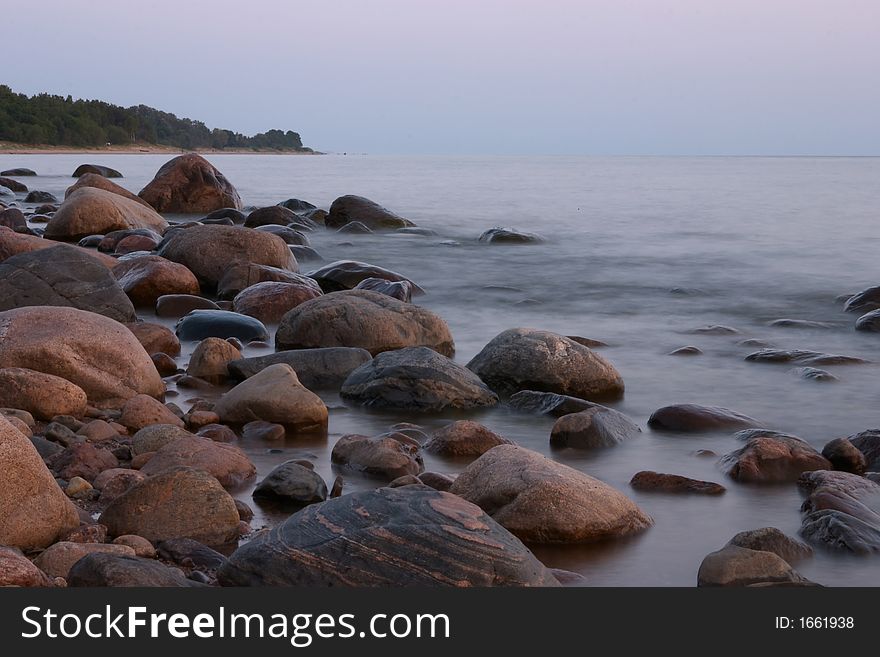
xmin=4 ymin=153 xmax=880 ymax=585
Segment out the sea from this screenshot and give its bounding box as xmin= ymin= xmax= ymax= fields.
xmin=3 ymin=153 xmax=880 ymax=585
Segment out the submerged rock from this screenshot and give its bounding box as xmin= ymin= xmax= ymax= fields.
xmin=308 ymin=259 xmax=424 ymax=295
xmin=478 ymin=227 xmax=544 ymax=244
xmin=326 ymin=195 xmax=414 ymax=230
xmin=276 ymin=290 xmax=454 ymax=356
xmin=630 ymin=471 xmax=725 ymax=495
xmin=728 ymin=527 xmax=813 ymax=562
xmin=843 ymin=285 xmax=880 ymax=313
xmin=72 ymin=164 xmax=123 ymax=178
xmin=331 ymin=433 xmax=424 ymax=481
xmin=647 ymin=404 xmax=760 ymax=432
xmin=855 ymin=309 xmax=880 ymax=332
xmin=847 ymin=429 xmax=880 ymax=471
xmin=719 ymin=431 xmax=830 ymax=483
xmin=424 ymin=421 xmax=513 ymax=457
xmin=697 ymin=545 xmax=812 ymax=587
xmin=218 ymin=486 xmax=558 ymax=586
xmin=243 ymin=205 xmax=299 ymax=228
xmin=155 ymin=293 xmax=219 ymax=318
xmin=467 ymin=329 xmax=624 ymax=400
xmin=138 ymin=154 xmax=241 ymax=213
xmin=451 ymin=445 xmax=652 ymax=544
xmin=745 ymin=348 xmax=867 ymax=366
xmin=340 ymin=347 xmax=498 ymax=412
xmin=506 ymin=390 xmax=594 ymax=417
xmin=798 ymin=470 xmax=880 ymax=553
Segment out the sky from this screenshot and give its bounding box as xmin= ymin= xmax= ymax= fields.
xmin=5 ymin=0 xmax=880 ymax=155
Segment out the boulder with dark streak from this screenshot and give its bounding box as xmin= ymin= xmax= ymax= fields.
xmin=217 ymin=487 xmax=558 ymax=586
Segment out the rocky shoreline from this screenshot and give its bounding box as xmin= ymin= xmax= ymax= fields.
xmin=0 ymin=154 xmax=878 ymax=587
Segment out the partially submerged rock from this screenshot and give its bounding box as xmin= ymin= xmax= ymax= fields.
xmin=326 ymin=195 xmax=414 ymax=230
xmin=138 ymin=154 xmax=242 ymax=213
xmin=720 ymin=431 xmax=830 ymax=483
xmin=697 ymin=545 xmax=812 ymax=587
xmin=228 ymin=347 xmax=372 ymax=389
xmin=647 ymin=404 xmax=760 ymax=432
xmin=331 ymin=433 xmax=424 ymax=481
xmin=630 ymin=471 xmax=725 ymax=495
xmin=550 ymin=405 xmax=641 ymax=449
xmin=424 ymin=421 xmax=513 ymax=457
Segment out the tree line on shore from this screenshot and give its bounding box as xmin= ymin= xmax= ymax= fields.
xmin=0 ymin=85 xmax=310 ymax=151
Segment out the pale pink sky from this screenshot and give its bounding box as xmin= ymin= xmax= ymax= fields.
xmin=6 ymin=0 xmax=880 ymax=154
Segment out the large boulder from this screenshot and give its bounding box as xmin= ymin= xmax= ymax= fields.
xmin=450 ymin=445 xmax=652 ymax=543
xmin=647 ymin=404 xmax=760 ymax=432
xmin=424 ymin=421 xmax=513 ymax=457
xmin=113 ymin=255 xmax=200 ymax=306
xmin=0 ymin=306 xmax=164 ymax=407
xmin=217 ymin=263 xmax=320 ymax=300
xmin=331 ymin=433 xmax=424 ymax=481
xmin=68 ymin=553 xmax=198 ymax=587
xmin=798 ymin=470 xmax=880 ymax=553
xmin=100 ymin=467 xmax=240 ymax=548
xmin=157 ymin=225 xmax=296 ymax=287
xmin=276 ymin=290 xmax=454 ymax=356
xmin=45 ymin=187 xmax=168 ymax=240
xmin=466 ymin=329 xmax=624 ymax=400
xmin=66 ymin=173 xmax=154 ymax=208
xmin=0 ymin=547 xmax=52 ymax=587
xmin=308 ymin=260 xmax=424 ymax=295
xmin=72 ymin=164 xmax=122 ymax=178
xmin=213 ymin=363 xmax=328 ymax=432
xmin=697 ymin=545 xmax=811 ymax=587
xmin=326 ymin=195 xmax=414 ymax=230
xmin=227 ymin=347 xmax=372 ymax=389
xmin=138 ymin=154 xmax=242 ymax=213
xmin=217 ymin=487 xmax=558 ymax=586
xmin=0 ymin=415 xmax=79 ymax=550
xmin=0 ymin=244 xmax=136 ymax=322
xmin=0 ymin=368 xmax=87 ymax=420
xmin=0 ymin=227 xmax=117 ymax=267
xmin=340 ymin=347 xmax=498 ymax=412
xmin=550 ymin=405 xmax=641 ymax=449
xmin=175 ymin=309 xmax=269 ymax=343
xmin=232 ymin=281 xmax=322 ymax=323
xmin=719 ymin=431 xmax=830 ymax=483
xmin=139 ymin=435 xmax=256 ymax=489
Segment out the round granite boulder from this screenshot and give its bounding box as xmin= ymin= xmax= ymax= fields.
xmin=45 ymin=187 xmax=168 ymax=240
xmin=138 ymin=154 xmax=242 ymax=213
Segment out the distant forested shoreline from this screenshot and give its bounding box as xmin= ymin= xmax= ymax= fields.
xmin=0 ymin=86 xmax=311 ymax=152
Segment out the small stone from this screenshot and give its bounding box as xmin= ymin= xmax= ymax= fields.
xmin=65 ymin=476 xmax=93 ymax=498
xmin=112 ymin=534 xmax=157 ymax=558
xmin=630 ymin=471 xmax=725 ymax=495
xmin=77 ymin=419 xmax=119 ymax=443
xmin=241 ymin=420 xmax=286 ymax=441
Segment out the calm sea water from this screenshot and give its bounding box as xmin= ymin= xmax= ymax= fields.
xmin=4 ymin=153 xmax=880 ymax=586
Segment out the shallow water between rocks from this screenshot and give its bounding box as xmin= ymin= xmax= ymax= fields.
xmin=4 ymin=153 xmax=880 ymax=586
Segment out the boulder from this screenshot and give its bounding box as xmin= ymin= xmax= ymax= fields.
xmin=187 ymin=337 xmax=241 ymax=384
xmin=719 ymin=431 xmax=830 ymax=483
xmin=157 ymin=538 xmax=228 ymax=570
xmin=848 ymin=429 xmax=880 ymax=470
xmin=157 ymin=225 xmax=296 ymax=287
xmin=276 ymin=290 xmax=454 ymax=356
xmin=0 ymin=415 xmax=79 ymax=550
xmin=308 ymin=260 xmax=424 ymax=295
xmin=254 ymin=224 xmax=310 ymax=245
xmin=175 ymin=309 xmax=268 ymax=343
xmin=0 ymin=547 xmax=52 ymax=587
xmin=0 ymin=176 xmax=28 ymax=191
xmin=100 ymin=467 xmax=240 ymax=547
xmin=232 ymin=281 xmax=322 ymax=323
xmin=72 ymin=164 xmax=123 ymax=178
xmin=0 ymin=306 xmax=164 ymax=407
xmin=45 ymin=187 xmax=168 ymax=240
xmin=252 ymin=460 xmax=328 ymax=509
xmin=24 ymin=191 xmax=58 ymax=204
xmin=550 ymin=405 xmax=641 ymax=449
xmin=34 ymin=542 xmax=135 ymax=579
xmin=66 ymin=173 xmax=154 ymax=208
xmin=218 ymin=487 xmax=558 ymax=586
xmin=155 ymin=294 xmax=219 ymax=318
xmin=0 ymin=208 xmax=26 ymax=229
xmin=478 ymin=227 xmax=544 ymax=244
xmin=243 ymin=205 xmax=299 ymax=228
xmin=843 ymin=285 xmax=880 ymax=313
xmin=213 ymin=363 xmax=327 ymax=432
xmin=466 ymin=329 xmax=623 ymax=400
xmin=0 ymin=226 xmax=117 ymax=267
xmin=506 ymin=390 xmax=595 ymax=417
xmin=450 ymin=445 xmax=652 ymax=544
xmin=227 ymin=347 xmax=372 ymax=389
xmin=138 ymin=154 xmax=242 ymax=213
xmin=113 ymin=255 xmax=200 ymax=306
xmin=630 ymin=471 xmax=726 ymax=495
xmin=0 ymin=368 xmax=87 ymax=420
xmin=113 ymin=534 xmax=156 ymax=558
xmin=125 ymin=321 xmax=181 ymax=357
xmin=119 ymin=394 xmax=185 ymax=431
xmin=131 ymin=424 xmax=193 ymax=456
xmin=340 ymin=347 xmax=498 ymax=412
xmin=68 ymin=553 xmax=198 ymax=587
xmin=798 ymin=470 xmax=880 ymax=553
xmin=822 ymin=437 xmax=867 ymax=475
xmin=647 ymin=404 xmax=760 ymax=432
xmin=855 ymin=309 xmax=880 ymax=332
xmin=139 ymin=435 xmax=255 ymax=489
xmin=354 ymin=278 xmax=414 ymax=302
xmin=728 ymin=527 xmax=812 ymax=562
xmin=0 ymin=168 xmax=36 ymax=176
xmin=697 ymin=545 xmax=811 ymax=587
xmin=326 ymin=195 xmax=414 ymax=230
xmin=0 ymin=244 xmax=136 ymax=322
xmin=745 ymin=349 xmax=867 ymax=366
xmin=424 ymin=421 xmax=513 ymax=457
xmin=217 ymin=263 xmax=318 ymax=300
xmin=50 ymin=441 xmax=119 ymax=482
xmin=331 ymin=433 xmax=424 ymax=480
xmin=203 ymin=207 xmax=245 ymax=223
xmin=277 ymin=198 xmax=316 ymax=213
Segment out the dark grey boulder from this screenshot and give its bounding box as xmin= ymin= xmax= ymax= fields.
xmin=253 ymin=460 xmax=328 ymax=509
xmin=72 ymin=164 xmax=123 ymax=178
xmin=550 ymin=405 xmax=641 ymax=449
xmin=175 ymin=309 xmax=268 ymax=342
xmin=68 ymin=553 xmax=201 ymax=587
xmin=478 ymin=227 xmax=544 ymax=244
xmin=307 ymin=259 xmax=424 ymax=295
